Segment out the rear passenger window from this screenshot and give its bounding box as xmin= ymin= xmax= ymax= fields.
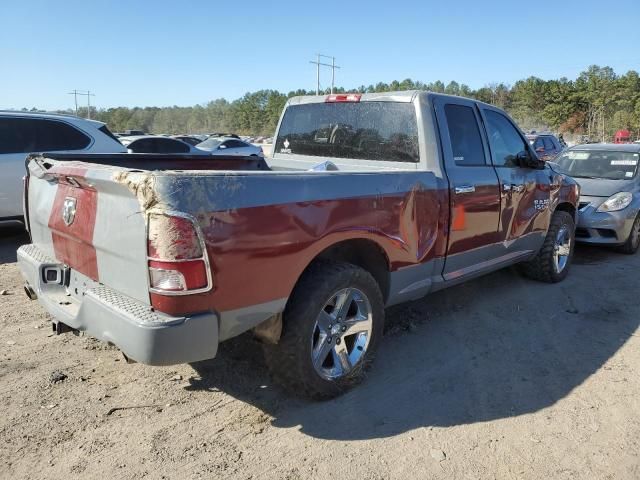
xmin=444 ymin=104 xmax=486 ymax=166
xmin=0 ymin=117 xmax=33 ymax=153
xmin=534 ymin=138 xmax=544 ymax=151
xmin=0 ymin=117 xmax=90 ymax=154
xmin=543 ymin=137 xmax=555 ymax=150
xmin=36 ymin=120 xmax=91 ymax=151
xmin=128 ymin=139 xmax=152 ymax=152
xmin=484 ymin=110 xmax=528 ymax=167
xmin=157 ymin=139 xmax=190 ymax=154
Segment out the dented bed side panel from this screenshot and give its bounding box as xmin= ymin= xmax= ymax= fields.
xmin=147 ymin=171 xmax=448 ymax=315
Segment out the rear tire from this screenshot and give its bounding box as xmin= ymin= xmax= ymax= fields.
xmin=518 ymin=210 xmax=575 ymax=283
xmin=264 ymin=261 xmax=384 ymax=400
xmin=617 ymin=215 xmax=640 ymax=255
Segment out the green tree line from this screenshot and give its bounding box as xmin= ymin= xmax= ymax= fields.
xmin=38 ymin=65 xmax=640 ymax=140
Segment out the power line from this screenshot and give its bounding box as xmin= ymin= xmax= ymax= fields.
xmin=67 ymin=90 xmax=96 ymax=119
xmin=309 ymin=54 xmax=341 ymax=95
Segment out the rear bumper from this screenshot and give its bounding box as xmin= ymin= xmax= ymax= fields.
xmin=17 ymin=244 xmax=218 ymax=366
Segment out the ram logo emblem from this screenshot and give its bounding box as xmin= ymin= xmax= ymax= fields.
xmin=62 ymin=197 xmax=77 ymax=226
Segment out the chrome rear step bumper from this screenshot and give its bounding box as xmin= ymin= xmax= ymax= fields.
xmin=18 ymin=244 xmax=219 ymax=366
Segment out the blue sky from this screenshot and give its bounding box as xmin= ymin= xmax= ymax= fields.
xmin=1 ymin=0 xmax=639 ymax=110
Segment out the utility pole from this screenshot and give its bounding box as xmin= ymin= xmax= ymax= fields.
xmin=68 ymin=90 xmax=79 ymax=116
xmin=86 ymin=90 xmax=94 ymax=119
xmin=309 ymin=54 xmax=340 ymax=95
xmin=68 ymin=90 xmax=95 ymax=119
xmin=315 ymin=54 xmax=320 ymax=95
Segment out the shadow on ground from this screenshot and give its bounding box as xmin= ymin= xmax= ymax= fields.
xmin=0 ymin=224 xmax=29 ymax=264
xmin=189 ymin=244 xmax=639 ymax=440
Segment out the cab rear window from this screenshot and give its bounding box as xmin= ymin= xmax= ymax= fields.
xmin=275 ymin=102 xmax=419 ymax=163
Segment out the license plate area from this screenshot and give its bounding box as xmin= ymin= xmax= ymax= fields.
xmin=66 ymin=268 xmax=100 ymax=302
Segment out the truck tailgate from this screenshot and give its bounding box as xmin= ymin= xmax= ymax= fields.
xmin=27 ymin=159 xmax=150 ymax=304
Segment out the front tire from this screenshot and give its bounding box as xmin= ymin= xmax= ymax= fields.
xmin=264 ymin=261 xmax=384 ymax=400
xmin=518 ymin=210 xmax=575 ymax=283
xmin=617 ymin=215 xmax=640 ymax=255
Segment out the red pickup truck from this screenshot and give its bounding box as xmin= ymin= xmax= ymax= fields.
xmin=18 ymin=92 xmax=579 ymax=398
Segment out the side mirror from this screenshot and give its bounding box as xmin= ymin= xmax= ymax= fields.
xmin=517 ymin=150 xmax=541 ymax=168
xmin=218 ymin=144 xmax=227 ymax=149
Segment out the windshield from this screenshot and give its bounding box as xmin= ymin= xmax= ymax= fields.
xmin=275 ymin=101 xmax=419 ymax=162
xmin=196 ymin=138 xmax=223 ymax=151
xmin=555 ymin=150 xmax=639 ymax=180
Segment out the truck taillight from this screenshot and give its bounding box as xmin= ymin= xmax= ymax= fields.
xmin=149 ymin=260 xmax=208 ymax=291
xmin=325 ymin=94 xmax=361 ymax=103
xmin=147 ymin=213 xmax=211 ymax=295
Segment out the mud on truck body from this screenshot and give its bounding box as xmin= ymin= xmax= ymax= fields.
xmin=19 ymin=91 xmax=579 ymax=398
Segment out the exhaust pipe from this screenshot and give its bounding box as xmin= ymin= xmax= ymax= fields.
xmin=24 ymin=283 xmax=37 ymax=300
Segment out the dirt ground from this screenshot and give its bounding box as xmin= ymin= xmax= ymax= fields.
xmin=1 ymin=224 xmax=639 ymax=480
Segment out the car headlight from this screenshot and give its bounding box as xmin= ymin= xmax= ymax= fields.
xmin=596 ymin=192 xmax=633 ymax=212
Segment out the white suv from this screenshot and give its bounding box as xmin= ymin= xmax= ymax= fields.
xmin=0 ymin=112 xmax=126 ymax=222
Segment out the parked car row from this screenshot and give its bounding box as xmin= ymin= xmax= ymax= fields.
xmin=118 ymin=133 xmax=264 ymax=156
xmin=0 ymin=114 xmax=264 ymax=221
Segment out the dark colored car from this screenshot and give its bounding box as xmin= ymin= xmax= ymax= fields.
xmin=120 ymin=135 xmax=208 ymax=154
xmin=526 ymin=133 xmax=563 ymax=161
xmin=172 ymin=135 xmax=204 ymax=147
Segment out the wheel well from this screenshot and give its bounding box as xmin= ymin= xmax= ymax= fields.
xmin=315 ymin=239 xmax=390 ymax=303
xmin=253 ymin=239 xmax=390 ymax=345
xmin=555 ymin=202 xmax=576 ymax=222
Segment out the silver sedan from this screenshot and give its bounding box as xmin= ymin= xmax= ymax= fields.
xmin=554 ymin=144 xmax=640 ymax=254
xmin=196 ymin=137 xmax=264 ymax=157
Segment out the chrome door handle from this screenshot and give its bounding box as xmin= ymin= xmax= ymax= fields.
xmin=502 ymin=183 xmax=524 ymax=193
xmin=454 ymin=185 xmax=476 ymax=194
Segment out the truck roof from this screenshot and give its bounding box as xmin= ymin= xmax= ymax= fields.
xmin=285 ymin=90 xmax=496 ymax=109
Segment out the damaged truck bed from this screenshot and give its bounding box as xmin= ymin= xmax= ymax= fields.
xmin=18 ymin=91 xmax=579 ymax=398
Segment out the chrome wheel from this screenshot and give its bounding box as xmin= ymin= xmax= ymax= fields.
xmin=553 ymin=225 xmax=572 ymax=274
xmin=311 ymin=287 xmax=373 ymax=381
